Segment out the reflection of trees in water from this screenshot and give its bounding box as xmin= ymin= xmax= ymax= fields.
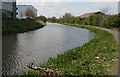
xmin=2 ymin=35 xmax=17 ymax=59
xmin=2 ymin=35 xmax=18 ymax=75
xmin=2 ymin=23 xmax=97 ymax=75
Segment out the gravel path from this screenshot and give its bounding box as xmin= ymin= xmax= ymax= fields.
xmin=95 ymin=27 xmax=120 ymax=42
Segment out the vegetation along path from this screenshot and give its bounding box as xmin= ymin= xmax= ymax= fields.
xmin=92 ymin=25 xmax=120 ymax=75
xmin=24 ymin=24 xmax=118 ymax=76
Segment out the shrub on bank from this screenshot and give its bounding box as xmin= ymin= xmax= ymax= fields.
xmin=105 ymin=15 xmax=120 ymax=28
xmin=37 ymin=16 xmax=47 ymax=23
xmin=2 ymin=19 xmax=44 ymax=35
xmin=48 ymin=13 xmax=119 ymax=31
xmin=83 ymin=14 xmax=119 ymax=29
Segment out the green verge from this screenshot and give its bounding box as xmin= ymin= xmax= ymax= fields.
xmin=23 ymin=24 xmax=118 ymax=76
xmin=2 ymin=19 xmax=45 ymax=35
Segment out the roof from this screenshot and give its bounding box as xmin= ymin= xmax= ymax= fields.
xmin=78 ymin=11 xmax=104 ymax=19
xmin=17 ymin=5 xmax=37 ymax=11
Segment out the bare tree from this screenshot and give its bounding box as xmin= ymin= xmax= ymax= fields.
xmin=25 ymin=8 xmax=36 ymax=18
xmin=100 ymin=7 xmax=111 ymax=27
xmin=20 ymin=12 xmax=23 ymax=18
xmin=100 ymin=7 xmax=111 ymax=15
xmin=63 ymin=13 xmax=73 ymax=18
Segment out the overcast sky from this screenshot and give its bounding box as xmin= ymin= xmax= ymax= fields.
xmin=17 ymin=0 xmax=119 ymax=18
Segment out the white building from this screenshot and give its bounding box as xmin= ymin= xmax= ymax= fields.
xmin=17 ymin=5 xmax=37 ymax=19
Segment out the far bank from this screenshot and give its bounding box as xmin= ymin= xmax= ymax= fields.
xmin=2 ymin=19 xmax=46 ymax=35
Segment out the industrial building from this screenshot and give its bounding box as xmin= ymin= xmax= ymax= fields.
xmin=17 ymin=5 xmax=37 ymax=19
xmin=0 ymin=0 xmax=17 ymax=19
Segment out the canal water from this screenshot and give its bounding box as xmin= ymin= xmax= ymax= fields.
xmin=2 ymin=23 xmax=96 ymax=75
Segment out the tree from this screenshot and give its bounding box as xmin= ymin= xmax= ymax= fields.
xmin=63 ymin=13 xmax=73 ymax=18
xmin=61 ymin=13 xmax=73 ymax=23
xmin=51 ymin=16 xmax=57 ymax=22
xmin=100 ymin=7 xmax=111 ymax=15
xmin=20 ymin=12 xmax=23 ymax=18
xmin=88 ymin=16 xmax=92 ymax=25
xmin=83 ymin=19 xmax=88 ymax=25
xmin=106 ymin=15 xmax=120 ymax=28
xmin=47 ymin=17 xmax=57 ymax=22
xmin=91 ymin=14 xmax=102 ymax=26
xmin=100 ymin=7 xmax=111 ymax=27
xmin=37 ymin=16 xmax=47 ymax=22
xmin=25 ymin=8 xmax=36 ymax=18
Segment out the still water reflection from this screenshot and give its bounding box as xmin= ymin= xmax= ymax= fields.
xmin=2 ymin=23 xmax=96 ymax=75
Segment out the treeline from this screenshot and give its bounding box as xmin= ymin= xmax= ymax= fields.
xmin=37 ymin=16 xmax=47 ymax=23
xmin=83 ymin=14 xmax=120 ymax=28
xmin=47 ymin=13 xmax=83 ymax=24
xmin=47 ymin=13 xmax=120 ymax=29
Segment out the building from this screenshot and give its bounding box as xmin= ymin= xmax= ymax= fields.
xmin=79 ymin=11 xmax=105 ymax=19
xmin=0 ymin=0 xmax=17 ymax=19
xmin=17 ymin=5 xmax=37 ymax=19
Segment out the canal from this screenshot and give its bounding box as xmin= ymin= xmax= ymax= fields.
xmin=2 ymin=23 xmax=96 ymax=75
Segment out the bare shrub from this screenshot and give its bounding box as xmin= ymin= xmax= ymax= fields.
xmin=25 ymin=8 xmax=36 ymax=18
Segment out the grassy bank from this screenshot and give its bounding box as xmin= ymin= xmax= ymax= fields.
xmin=23 ymin=24 xmax=118 ymax=76
xmin=2 ymin=19 xmax=45 ymax=35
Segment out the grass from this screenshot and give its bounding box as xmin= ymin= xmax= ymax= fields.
xmin=2 ymin=19 xmax=45 ymax=35
xmin=22 ymin=24 xmax=118 ymax=76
